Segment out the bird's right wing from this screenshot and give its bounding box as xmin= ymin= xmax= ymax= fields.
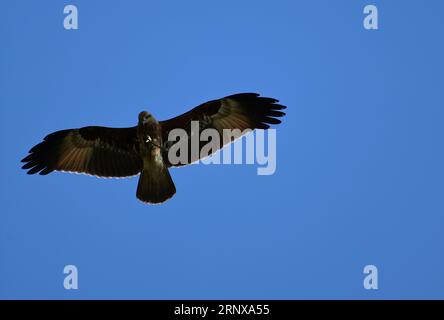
xmin=160 ymin=93 xmax=286 ymax=166
xmin=21 ymin=126 xmax=142 ymax=178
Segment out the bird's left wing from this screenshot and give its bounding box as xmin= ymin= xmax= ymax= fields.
xmin=21 ymin=126 xmax=142 ymax=178
xmin=160 ymin=93 xmax=286 ymax=166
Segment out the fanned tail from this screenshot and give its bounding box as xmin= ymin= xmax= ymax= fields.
xmin=136 ymin=164 xmax=176 ymax=204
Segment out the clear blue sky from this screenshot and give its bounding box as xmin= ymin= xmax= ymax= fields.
xmin=1 ymin=0 xmax=443 ymax=299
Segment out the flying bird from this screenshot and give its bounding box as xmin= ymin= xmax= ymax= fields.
xmin=21 ymin=93 xmax=286 ymax=204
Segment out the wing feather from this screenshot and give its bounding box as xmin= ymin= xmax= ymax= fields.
xmin=21 ymin=126 xmax=142 ymax=178
xmin=160 ymin=93 xmax=286 ymax=166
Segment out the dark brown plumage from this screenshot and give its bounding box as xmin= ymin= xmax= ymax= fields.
xmin=21 ymin=93 xmax=286 ymax=204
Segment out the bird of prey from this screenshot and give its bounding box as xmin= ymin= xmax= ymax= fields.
xmin=21 ymin=93 xmax=286 ymax=204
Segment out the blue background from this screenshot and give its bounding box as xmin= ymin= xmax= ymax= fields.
xmin=1 ymin=0 xmax=443 ymax=299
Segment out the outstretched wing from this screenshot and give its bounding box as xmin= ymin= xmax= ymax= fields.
xmin=21 ymin=126 xmax=142 ymax=178
xmin=160 ymin=93 xmax=286 ymax=166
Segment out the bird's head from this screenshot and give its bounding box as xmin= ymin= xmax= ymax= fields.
xmin=138 ymin=111 xmax=154 ymax=125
